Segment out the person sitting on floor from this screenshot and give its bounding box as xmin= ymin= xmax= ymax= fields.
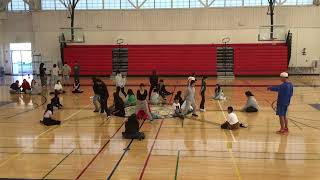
xmin=125 ymin=89 xmax=136 ymax=106
xmin=122 ymin=114 xmax=145 ymax=140
xmin=150 ymin=88 xmax=160 ymax=105
xmin=221 ymin=106 xmax=246 ymax=130
xmin=158 ymin=79 xmax=173 ymax=100
xmin=214 ymin=84 xmax=226 ymax=100
xmin=51 ymin=90 xmax=63 ymax=109
xmin=172 ymin=97 xmax=184 ymax=119
xmin=40 ymin=104 xmax=61 ymax=126
xmin=174 ymin=91 xmax=184 ymax=105
xmin=10 ymin=80 xmax=21 ymax=94
xmin=242 ymin=91 xmax=259 ymax=112
xmin=110 ymin=92 xmax=126 ymax=117
xmin=21 ymin=79 xmax=31 ymax=94
xmin=50 ymin=80 xmax=65 ymax=94
xmin=31 ymin=79 xmax=42 ymax=95
xmin=72 ymin=80 xmax=84 ymax=93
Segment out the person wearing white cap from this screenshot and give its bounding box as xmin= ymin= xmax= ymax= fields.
xmin=267 ymin=72 xmax=293 ymax=134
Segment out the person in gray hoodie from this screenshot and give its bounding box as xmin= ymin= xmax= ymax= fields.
xmin=182 ymin=80 xmax=198 ymax=117
xmin=241 ymin=91 xmax=259 ymax=112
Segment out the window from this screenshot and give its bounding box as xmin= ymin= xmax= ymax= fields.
xmin=140 ymin=0 xmax=155 ymax=9
xmin=155 ymin=0 xmax=172 ymax=8
xmin=8 ymin=0 xmax=29 ymax=11
xmin=211 ymin=0 xmax=225 ymax=7
xmin=41 ymin=0 xmax=56 ymax=10
xmin=244 ymin=0 xmax=262 ymax=6
xmin=296 ymin=0 xmax=313 ymax=5
xmin=190 ymin=0 xmax=205 ymax=8
xmin=225 ymin=0 xmax=243 ymax=7
xmin=87 ymin=0 xmax=103 ymax=9
xmin=173 ymin=0 xmax=190 ymax=8
xmin=76 ymin=0 xmax=88 ymax=9
xmin=104 ymin=0 xmax=121 ymax=9
xmin=121 ymin=0 xmax=135 ymax=9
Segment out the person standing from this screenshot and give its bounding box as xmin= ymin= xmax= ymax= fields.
xmin=268 ymin=72 xmax=293 ymax=134
xmin=97 ymin=80 xmax=111 ymax=119
xmin=73 ymin=61 xmax=80 ymax=82
xmin=149 ymin=70 xmax=158 ymax=100
xmin=92 ymin=77 xmax=100 ymax=112
xmin=39 ymin=63 xmax=46 ymax=87
xmin=182 ymin=80 xmax=198 ymax=117
xmin=51 ymin=64 xmax=59 ymax=86
xmin=62 ymin=63 xmax=71 ymax=85
xmin=115 ymin=70 xmax=127 ymax=97
xmin=136 ymin=83 xmax=153 ymax=121
xmin=199 ymin=76 xmax=207 ymax=112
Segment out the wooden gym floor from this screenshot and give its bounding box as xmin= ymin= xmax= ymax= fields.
xmin=0 ymin=75 xmax=320 ymax=180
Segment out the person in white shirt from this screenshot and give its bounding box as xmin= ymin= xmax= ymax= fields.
xmin=187 ymin=72 xmax=196 ymax=86
xmin=221 ymin=106 xmax=240 ymax=130
xmin=115 ymin=70 xmax=127 ymax=97
xmin=150 ymin=88 xmax=160 ymax=105
xmin=62 ymin=63 xmax=71 ymax=85
xmin=182 ymin=80 xmax=198 ymax=117
xmin=50 ymin=80 xmax=65 ymax=94
xmin=172 ymin=98 xmax=184 ymax=119
xmin=51 ymin=64 xmax=60 ymax=86
xmin=40 ymin=104 xmax=61 ymax=126
xmin=31 ymin=79 xmax=42 ymax=95
xmin=242 ymin=91 xmax=259 ymax=112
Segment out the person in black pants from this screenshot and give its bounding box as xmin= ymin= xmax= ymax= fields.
xmin=122 ymin=114 xmax=145 ymax=140
xmin=97 ymin=80 xmax=111 ymax=119
xmin=200 ymin=76 xmax=208 ymax=112
xmin=39 ymin=63 xmax=46 ymax=87
xmin=149 ymin=70 xmax=158 ymax=100
xmin=40 ymin=104 xmax=61 ymax=126
xmin=51 ymin=90 xmax=63 ymax=109
xmin=158 ymin=79 xmax=173 ymax=100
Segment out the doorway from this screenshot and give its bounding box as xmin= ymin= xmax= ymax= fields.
xmin=10 ymin=43 xmax=32 ymax=75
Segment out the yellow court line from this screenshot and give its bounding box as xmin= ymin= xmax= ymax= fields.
xmin=217 ymin=100 xmax=243 ymax=180
xmin=0 ymin=103 xmax=91 ymax=168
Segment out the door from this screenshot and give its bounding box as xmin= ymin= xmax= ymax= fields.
xmin=10 ymin=43 xmax=32 ymax=75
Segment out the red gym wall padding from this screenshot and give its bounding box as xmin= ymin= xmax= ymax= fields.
xmin=64 ymin=43 xmax=287 ymax=76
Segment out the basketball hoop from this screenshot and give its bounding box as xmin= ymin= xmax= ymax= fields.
xmin=222 ymin=37 xmax=231 ymax=44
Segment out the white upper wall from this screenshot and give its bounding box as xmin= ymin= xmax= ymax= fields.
xmin=1 ymin=6 xmax=320 ymax=73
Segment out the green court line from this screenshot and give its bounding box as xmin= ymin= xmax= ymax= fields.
xmin=174 ymin=150 xmax=180 ymax=180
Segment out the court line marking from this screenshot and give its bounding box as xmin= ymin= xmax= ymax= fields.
xmin=137 ymin=82 xmax=178 ymax=180
xmin=75 ymin=122 xmax=125 ymax=179
xmin=215 ymin=89 xmax=242 ymax=180
xmin=0 ymin=103 xmax=90 ymax=169
xmin=106 ymin=119 xmax=146 ymax=179
xmin=42 ymin=149 xmax=75 ymax=179
xmin=174 ymin=150 xmax=180 ymax=180
xmin=138 ymin=119 xmax=164 ymax=180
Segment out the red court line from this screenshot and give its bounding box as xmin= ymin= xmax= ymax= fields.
xmin=75 ymin=123 xmax=125 ymax=179
xmin=138 ymin=119 xmax=164 ymax=180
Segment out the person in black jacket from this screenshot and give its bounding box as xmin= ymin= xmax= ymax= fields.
xmin=92 ymin=77 xmax=100 ymax=112
xmin=51 ymin=90 xmax=63 ymax=109
xmin=158 ymin=79 xmax=173 ymax=100
xmin=174 ymin=91 xmax=184 ymax=105
xmin=149 ymin=70 xmax=158 ymax=100
xmin=97 ymin=80 xmax=111 ymax=118
xmin=39 ymin=63 xmax=46 ymax=87
xmin=122 ymin=114 xmax=145 ymax=140
xmin=110 ymin=92 xmax=125 ymax=117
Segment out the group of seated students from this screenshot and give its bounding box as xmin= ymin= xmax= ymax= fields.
xmin=10 ymin=79 xmax=42 ymax=95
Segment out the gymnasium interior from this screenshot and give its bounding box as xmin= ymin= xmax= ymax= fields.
xmin=0 ymin=0 xmax=320 ymax=179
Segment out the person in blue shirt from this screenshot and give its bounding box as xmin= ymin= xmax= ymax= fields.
xmin=268 ymin=72 xmax=293 ymax=134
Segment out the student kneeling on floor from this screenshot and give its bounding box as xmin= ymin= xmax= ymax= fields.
xmin=40 ymin=104 xmax=61 ymax=126
xmin=122 ymin=114 xmax=145 ymax=140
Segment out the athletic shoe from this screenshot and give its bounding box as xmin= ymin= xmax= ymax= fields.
xmin=106 ymin=115 xmax=111 ymax=120
xmin=192 ymin=114 xmax=198 ymax=117
xmin=284 ymin=128 xmax=289 ymax=133
xmin=276 ymin=129 xmax=286 ymax=134
xmin=200 ymin=109 xmax=206 ymax=112
xmin=93 ymin=110 xmax=99 ymax=112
